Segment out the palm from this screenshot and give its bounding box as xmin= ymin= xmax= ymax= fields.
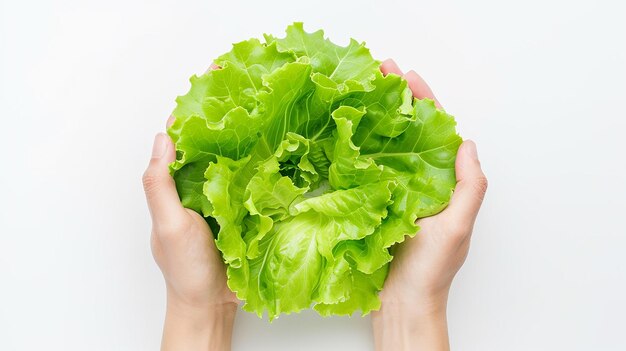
xmin=381 ymin=210 xmax=472 ymax=305
xmin=150 ymin=207 xmax=236 ymax=307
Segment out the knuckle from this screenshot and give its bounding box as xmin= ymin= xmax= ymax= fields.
xmin=448 ymin=221 xmax=469 ymax=239
xmin=472 ymin=176 xmax=488 ymax=200
xmin=150 ymin=233 xmax=162 ymax=256
xmin=142 ymin=170 xmax=162 ymax=195
xmin=155 ymin=219 xmax=190 ymax=241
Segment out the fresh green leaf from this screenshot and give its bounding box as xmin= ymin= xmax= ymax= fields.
xmin=169 ymin=23 xmax=462 ymax=320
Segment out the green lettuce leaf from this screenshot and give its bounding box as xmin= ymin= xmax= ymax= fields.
xmin=169 ymin=23 xmax=461 ymax=320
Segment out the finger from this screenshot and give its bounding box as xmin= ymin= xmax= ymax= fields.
xmin=445 ymin=140 xmax=488 ymax=226
xmin=142 ymin=133 xmax=186 ymax=225
xmin=380 ymin=58 xmax=403 ymax=76
xmin=403 ymin=70 xmax=442 ymax=108
xmin=204 ymin=62 xmax=221 ymax=74
xmin=166 ymin=115 xmax=175 ymax=128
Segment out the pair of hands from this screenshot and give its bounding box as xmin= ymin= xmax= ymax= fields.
xmin=142 ymin=59 xmax=488 ymax=351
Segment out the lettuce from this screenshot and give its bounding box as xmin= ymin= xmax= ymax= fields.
xmin=168 ymin=23 xmax=461 ymax=320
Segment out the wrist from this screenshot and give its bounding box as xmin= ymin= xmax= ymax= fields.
xmin=372 ymin=291 xmax=450 ymax=351
xmin=166 ymin=290 xmax=238 ymax=322
xmin=162 ymin=292 xmax=237 ymax=351
xmin=378 ymin=283 xmax=450 ymax=315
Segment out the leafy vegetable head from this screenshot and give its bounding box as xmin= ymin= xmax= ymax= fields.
xmin=169 ymin=23 xmax=461 ymax=320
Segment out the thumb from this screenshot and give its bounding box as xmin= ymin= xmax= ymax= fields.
xmin=142 ymin=133 xmax=186 ymax=226
xmin=445 ymin=140 xmax=488 ymax=226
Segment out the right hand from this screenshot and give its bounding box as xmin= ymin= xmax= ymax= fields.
xmin=372 ymin=59 xmax=488 ymax=351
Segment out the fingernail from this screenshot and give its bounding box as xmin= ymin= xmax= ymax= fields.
xmin=465 ymin=140 xmax=478 ymax=160
xmin=152 ymin=133 xmax=167 ymax=158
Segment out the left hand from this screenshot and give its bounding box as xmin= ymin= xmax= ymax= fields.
xmin=142 ymin=120 xmax=237 ymax=351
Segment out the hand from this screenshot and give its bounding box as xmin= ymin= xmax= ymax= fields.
xmin=372 ymin=59 xmax=488 ymax=351
xmin=142 ymin=123 xmax=237 ymax=351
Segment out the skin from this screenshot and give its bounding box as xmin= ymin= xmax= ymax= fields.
xmin=142 ymin=59 xmax=487 ymax=351
xmin=143 ymin=127 xmax=237 ymax=350
xmin=374 ymin=59 xmax=488 ymax=350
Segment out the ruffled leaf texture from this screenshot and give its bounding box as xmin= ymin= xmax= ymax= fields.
xmin=168 ymin=23 xmax=462 ymax=320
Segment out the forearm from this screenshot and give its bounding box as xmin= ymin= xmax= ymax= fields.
xmin=372 ymin=298 xmax=449 ymax=351
xmin=161 ymin=295 xmax=237 ymax=351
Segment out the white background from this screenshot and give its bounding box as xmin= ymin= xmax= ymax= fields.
xmin=1 ymin=0 xmax=625 ymax=350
